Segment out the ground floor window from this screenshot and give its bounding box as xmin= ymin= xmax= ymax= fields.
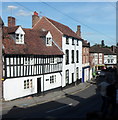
xmin=50 ymin=75 xmax=56 ymax=84
xmin=24 ymin=79 xmax=33 ymax=89
xmin=76 ymin=67 xmax=79 ymax=80
xmin=65 ymin=70 xmax=69 ymax=84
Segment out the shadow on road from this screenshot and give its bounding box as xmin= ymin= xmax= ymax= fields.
xmin=2 ymin=70 xmax=118 ymax=120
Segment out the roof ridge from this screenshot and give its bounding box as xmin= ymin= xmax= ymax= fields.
xmin=46 ymin=17 xmax=69 ymax=28
xmin=44 ymin=17 xmax=63 ymax=35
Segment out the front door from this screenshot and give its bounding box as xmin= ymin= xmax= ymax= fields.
xmin=37 ymin=77 xmax=41 ymax=94
xmin=72 ymin=73 xmax=74 ymax=83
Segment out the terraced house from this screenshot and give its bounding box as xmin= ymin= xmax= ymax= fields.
xmin=32 ymin=12 xmax=83 ymax=87
xmin=2 ymin=12 xmax=83 ymax=101
xmin=2 ymin=16 xmax=63 ymax=101
xmin=90 ymin=43 xmax=117 ymax=74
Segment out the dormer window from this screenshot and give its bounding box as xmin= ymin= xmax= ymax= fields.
xmin=15 ymin=26 xmax=25 ymax=44
xmin=16 ymin=34 xmax=19 ymax=40
xmin=46 ymin=37 xmax=52 ymax=46
xmin=15 ymin=33 xmax=24 ymax=44
xmin=46 ymin=31 xmax=52 ymax=46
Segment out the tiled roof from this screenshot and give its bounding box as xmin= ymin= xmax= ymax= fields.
xmin=103 ymin=47 xmax=116 ymax=55
xmin=90 ymin=45 xmax=103 ymax=53
xmin=3 ymin=27 xmax=64 ymax=55
xmin=3 ymin=26 xmax=19 ymax=34
xmin=46 ymin=17 xmax=82 ymax=40
xmin=90 ymin=45 xmax=116 ymax=55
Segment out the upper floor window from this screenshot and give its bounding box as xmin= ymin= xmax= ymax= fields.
xmin=50 ymin=57 xmax=57 ymax=64
xmin=15 ymin=26 xmax=25 ymax=44
xmin=107 ymin=59 xmax=110 ymax=63
xmin=77 ymin=40 xmax=79 ymax=46
xmin=66 ymin=37 xmax=69 ymax=44
xmin=72 ymin=50 xmax=74 ymax=63
xmin=65 ymin=50 xmax=69 ymax=65
xmin=46 ymin=31 xmax=53 ymax=46
xmin=111 ymin=59 xmax=114 ymax=63
xmin=76 ymin=50 xmax=79 ymax=63
xmin=46 ymin=37 xmax=52 ymax=46
xmin=72 ymin=38 xmax=74 ymax=45
xmin=15 ymin=33 xmax=24 ymax=44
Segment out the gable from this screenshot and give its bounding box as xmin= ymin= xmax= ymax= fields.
xmin=46 ymin=17 xmax=81 ymax=40
xmin=15 ymin=26 xmax=25 ymax=34
xmin=33 ymin=17 xmax=63 ymax=48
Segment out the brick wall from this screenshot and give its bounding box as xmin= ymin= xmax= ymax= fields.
xmin=82 ymin=47 xmax=90 ymax=64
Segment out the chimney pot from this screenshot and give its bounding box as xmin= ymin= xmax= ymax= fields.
xmin=34 ymin=11 xmax=38 ymax=16
xmin=8 ymin=16 xmax=16 ymax=27
xmin=32 ymin=11 xmax=40 ymax=27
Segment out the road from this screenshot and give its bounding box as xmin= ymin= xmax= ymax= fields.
xmin=2 ymin=84 xmax=102 ymax=120
xmin=2 ymin=70 xmax=117 ymax=120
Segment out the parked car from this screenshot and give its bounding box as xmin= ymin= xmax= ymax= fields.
xmin=96 ymin=70 xmax=101 ymax=75
xmin=99 ymin=71 xmax=106 ymax=76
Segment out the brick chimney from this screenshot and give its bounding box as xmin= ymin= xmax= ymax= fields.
xmin=8 ymin=16 xmax=16 ymax=27
xmin=32 ymin=11 xmax=40 ymax=27
xmin=76 ymin=25 xmax=81 ymax=38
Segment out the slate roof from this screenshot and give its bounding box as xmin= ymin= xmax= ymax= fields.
xmin=90 ymin=45 xmax=116 ymax=55
xmin=3 ymin=26 xmax=64 ymax=55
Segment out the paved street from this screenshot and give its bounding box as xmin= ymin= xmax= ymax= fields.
xmin=1 ymin=70 xmax=118 ymax=120
xmin=2 ymin=84 xmax=101 ymax=119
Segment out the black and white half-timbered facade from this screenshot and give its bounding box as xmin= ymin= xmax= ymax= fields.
xmin=2 ymin=17 xmax=63 ymax=101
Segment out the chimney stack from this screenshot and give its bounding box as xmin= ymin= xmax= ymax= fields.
xmin=76 ymin=25 xmax=81 ymax=38
xmin=111 ymin=46 xmax=116 ymax=53
xmin=32 ymin=11 xmax=40 ymax=27
xmin=101 ymin=40 xmax=105 ymax=47
xmin=8 ymin=16 xmax=16 ymax=27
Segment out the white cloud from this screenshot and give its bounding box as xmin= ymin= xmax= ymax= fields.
xmin=8 ymin=5 xmax=18 ymax=9
xmin=17 ymin=10 xmax=33 ymax=16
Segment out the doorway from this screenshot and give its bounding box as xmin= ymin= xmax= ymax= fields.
xmin=37 ymin=77 xmax=41 ymax=94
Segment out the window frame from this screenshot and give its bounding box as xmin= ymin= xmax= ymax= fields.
xmin=65 ymin=70 xmax=69 ymax=84
xmin=66 ymin=36 xmax=69 ymax=44
xmin=72 ymin=38 xmax=75 ymax=45
xmin=71 ymin=50 xmax=74 ymax=63
xmin=65 ymin=50 xmax=69 ymax=65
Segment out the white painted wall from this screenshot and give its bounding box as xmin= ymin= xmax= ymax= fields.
xmin=62 ymin=36 xmax=82 ymax=87
xmin=3 ymin=72 xmax=62 ymax=101
xmin=104 ymin=55 xmax=117 ymax=65
xmin=3 ymin=76 xmax=37 ymax=101
xmin=43 ymin=72 xmax=62 ymax=91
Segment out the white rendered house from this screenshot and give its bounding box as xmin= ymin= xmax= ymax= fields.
xmin=32 ymin=13 xmax=83 ymax=88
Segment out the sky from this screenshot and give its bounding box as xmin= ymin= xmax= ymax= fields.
xmin=1 ymin=1 xmax=117 ymax=46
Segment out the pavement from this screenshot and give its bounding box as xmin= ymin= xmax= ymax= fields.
xmin=0 ymin=81 xmax=92 ymax=116
xmin=1 ymin=75 xmax=118 ymax=120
